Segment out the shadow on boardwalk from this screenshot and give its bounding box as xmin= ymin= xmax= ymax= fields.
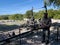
xmin=0 ymin=22 xmax=60 ymax=45
xmin=0 ymin=24 xmax=19 ymax=32
xmin=20 ymin=29 xmax=60 ymax=45
xmin=20 ymin=22 xmax=60 ymax=45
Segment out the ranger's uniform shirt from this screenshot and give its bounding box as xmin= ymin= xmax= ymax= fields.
xmin=40 ymin=18 xmax=51 ymax=29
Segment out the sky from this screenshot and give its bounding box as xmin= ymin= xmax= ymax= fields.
xmin=0 ymin=0 xmax=54 ymax=15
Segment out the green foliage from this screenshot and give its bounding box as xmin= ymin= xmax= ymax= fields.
xmin=0 ymin=15 xmax=9 ymax=20
xmin=0 ymin=9 xmax=60 ymax=20
xmin=34 ymin=9 xmax=60 ymax=19
xmin=34 ymin=11 xmax=44 ymax=19
xmin=49 ymin=0 xmax=60 ymax=7
xmin=47 ymin=9 xmax=55 ymax=18
xmin=0 ymin=16 xmax=4 ymax=20
xmin=9 ymin=14 xmax=23 ymax=20
xmin=25 ymin=10 xmax=32 ymax=18
xmin=53 ymin=15 xmax=60 ymax=19
xmin=2 ymin=16 xmax=9 ymax=20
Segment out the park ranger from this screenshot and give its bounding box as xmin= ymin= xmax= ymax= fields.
xmin=41 ymin=13 xmax=51 ymax=44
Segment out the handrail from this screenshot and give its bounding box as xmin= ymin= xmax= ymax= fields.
xmin=0 ymin=31 xmax=32 ymax=43
xmin=0 ymin=23 xmax=59 ymax=43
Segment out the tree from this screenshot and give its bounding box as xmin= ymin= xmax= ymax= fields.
xmin=53 ymin=15 xmax=60 ymax=19
xmin=9 ymin=14 xmax=23 ymax=20
xmin=0 ymin=16 xmax=3 ymax=20
xmin=18 ymin=14 xmax=23 ymax=20
xmin=25 ymin=10 xmax=32 ymax=18
xmin=9 ymin=14 xmax=17 ymax=20
xmin=49 ymin=0 xmax=60 ymax=7
xmin=44 ymin=0 xmax=60 ymax=7
xmin=47 ymin=9 xmax=55 ymax=18
xmin=2 ymin=16 xmax=9 ymax=20
xmin=34 ymin=10 xmax=44 ymax=19
xmin=0 ymin=15 xmax=9 ymax=20
xmin=43 ymin=0 xmax=60 ymax=19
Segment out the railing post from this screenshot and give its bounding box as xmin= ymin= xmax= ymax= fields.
xmin=56 ymin=26 xmax=59 ymax=42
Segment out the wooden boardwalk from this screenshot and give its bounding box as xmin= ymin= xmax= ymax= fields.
xmin=0 ymin=29 xmax=60 ymax=45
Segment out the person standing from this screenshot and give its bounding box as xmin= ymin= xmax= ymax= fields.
xmin=41 ymin=13 xmax=51 ymax=44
